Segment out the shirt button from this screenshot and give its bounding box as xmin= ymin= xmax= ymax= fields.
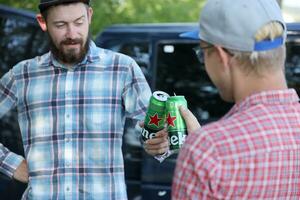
xmin=66 ymin=138 xmax=70 ymax=143
xmin=66 ymin=187 xmax=70 ymax=192
xmin=66 ymin=114 xmax=70 ymax=118
xmin=66 ymin=162 xmax=71 ymax=167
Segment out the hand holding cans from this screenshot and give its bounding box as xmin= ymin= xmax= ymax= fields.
xmin=141 ymin=91 xmax=188 ymax=151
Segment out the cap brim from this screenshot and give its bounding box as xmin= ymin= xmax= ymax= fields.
xmin=180 ymin=31 xmax=284 ymax=51
xmin=179 ymin=30 xmax=200 ymax=40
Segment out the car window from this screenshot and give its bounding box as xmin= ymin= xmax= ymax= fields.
xmin=155 ymin=42 xmax=233 ymax=124
xmin=286 ymin=41 xmax=300 ymax=94
xmin=103 ymin=41 xmax=151 ymax=81
xmin=0 ymin=15 xmax=48 ymax=76
xmin=119 ymin=43 xmax=149 ymax=71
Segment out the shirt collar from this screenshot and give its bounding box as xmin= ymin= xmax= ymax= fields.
xmin=224 ymin=89 xmax=300 ymax=118
xmin=39 ymin=40 xmax=101 ymax=69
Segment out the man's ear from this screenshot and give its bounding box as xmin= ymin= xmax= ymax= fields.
xmin=215 ymin=46 xmax=232 ymax=69
xmin=87 ymin=7 xmax=93 ymax=25
xmin=36 ymin=14 xmax=47 ymax=32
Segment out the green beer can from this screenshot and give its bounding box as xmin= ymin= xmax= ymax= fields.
xmin=166 ymin=96 xmax=188 ymax=151
xmin=141 ymin=91 xmax=170 ymax=141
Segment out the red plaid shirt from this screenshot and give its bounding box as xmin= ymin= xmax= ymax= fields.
xmin=172 ymin=89 xmax=300 ymax=200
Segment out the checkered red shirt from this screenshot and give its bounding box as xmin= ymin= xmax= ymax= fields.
xmin=172 ymin=89 xmax=300 ymax=200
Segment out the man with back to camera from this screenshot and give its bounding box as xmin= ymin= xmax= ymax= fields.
xmin=0 ymin=0 xmax=155 ymax=199
xmin=171 ymin=0 xmax=300 ymax=199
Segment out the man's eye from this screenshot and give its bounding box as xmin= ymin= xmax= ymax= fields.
xmin=56 ymin=23 xmax=65 ymax=28
xmin=75 ymin=20 xmax=84 ymax=26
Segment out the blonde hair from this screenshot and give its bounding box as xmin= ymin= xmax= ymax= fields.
xmin=227 ymin=22 xmax=286 ymax=75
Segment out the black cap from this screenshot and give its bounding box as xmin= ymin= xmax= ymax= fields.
xmin=39 ymin=0 xmax=90 ymax=13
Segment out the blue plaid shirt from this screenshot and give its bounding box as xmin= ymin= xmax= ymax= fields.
xmin=0 ymin=41 xmax=151 ymax=200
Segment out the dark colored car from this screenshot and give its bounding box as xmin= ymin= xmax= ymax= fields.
xmin=1 ymin=4 xmax=300 ymax=200
xmin=95 ymin=23 xmax=300 ymax=200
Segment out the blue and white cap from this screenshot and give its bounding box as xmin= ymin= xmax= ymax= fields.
xmin=180 ymin=0 xmax=286 ymax=52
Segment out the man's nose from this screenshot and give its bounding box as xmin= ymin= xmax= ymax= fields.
xmin=65 ymin=25 xmax=77 ymax=39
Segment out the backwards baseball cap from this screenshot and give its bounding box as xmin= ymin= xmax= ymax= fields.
xmin=39 ymin=0 xmax=90 ymax=13
xmin=180 ymin=0 xmax=286 ymax=52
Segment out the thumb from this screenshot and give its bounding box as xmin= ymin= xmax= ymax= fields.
xmin=179 ymin=106 xmax=201 ymax=134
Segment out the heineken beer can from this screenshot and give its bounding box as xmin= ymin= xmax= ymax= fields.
xmin=166 ymin=96 xmax=188 ymax=151
xmin=141 ymin=91 xmax=170 ymax=141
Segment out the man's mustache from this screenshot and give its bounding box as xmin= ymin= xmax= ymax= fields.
xmin=61 ymin=38 xmax=82 ymax=45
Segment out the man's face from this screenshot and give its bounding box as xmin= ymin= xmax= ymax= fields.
xmin=43 ymin=3 xmax=93 ymax=65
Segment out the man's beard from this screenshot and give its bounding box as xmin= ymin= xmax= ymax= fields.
xmin=48 ymin=32 xmax=91 ymax=65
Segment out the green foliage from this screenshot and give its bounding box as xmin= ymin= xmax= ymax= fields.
xmin=0 ymin=0 xmax=206 ymax=36
xmin=0 ymin=0 xmax=37 ymax=11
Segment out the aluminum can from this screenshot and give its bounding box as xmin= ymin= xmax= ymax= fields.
xmin=166 ymin=96 xmax=187 ymax=151
xmin=141 ymin=91 xmax=169 ymax=141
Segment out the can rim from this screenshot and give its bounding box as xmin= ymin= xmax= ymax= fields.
xmin=167 ymin=96 xmax=186 ymax=100
xmin=153 ymin=91 xmax=170 ymax=101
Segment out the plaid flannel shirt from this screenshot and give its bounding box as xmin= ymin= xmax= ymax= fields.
xmin=0 ymin=41 xmax=151 ymax=200
xmin=172 ymin=89 xmax=300 ymax=199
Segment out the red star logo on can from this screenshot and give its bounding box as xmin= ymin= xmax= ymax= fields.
xmin=167 ymin=113 xmax=176 ymax=127
xmin=148 ymin=113 xmax=162 ymax=127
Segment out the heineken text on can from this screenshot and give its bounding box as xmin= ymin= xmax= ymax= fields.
xmin=166 ymin=96 xmax=187 ymax=150
xmin=141 ymin=91 xmax=169 ymax=141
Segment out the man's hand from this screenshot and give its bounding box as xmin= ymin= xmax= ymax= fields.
xmin=179 ymin=106 xmax=201 ymax=134
xmin=13 ymin=160 xmax=29 ymax=183
xmin=143 ymin=128 xmax=169 ymax=156
xmin=141 ymin=105 xmax=200 ymax=156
